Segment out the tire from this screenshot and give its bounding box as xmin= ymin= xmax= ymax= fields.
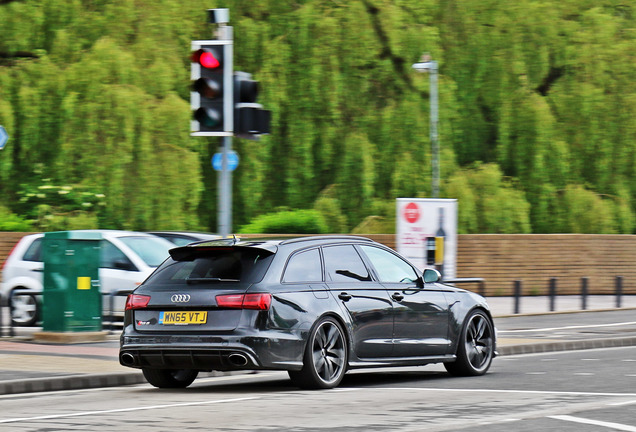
xmin=288 ymin=316 xmax=348 ymax=389
xmin=142 ymin=369 xmax=199 ymax=389
xmin=445 ymin=309 xmax=494 ymax=377
xmin=10 ymin=292 xmax=39 ymax=327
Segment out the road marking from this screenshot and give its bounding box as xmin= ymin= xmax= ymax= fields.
xmin=549 ymin=414 xmax=636 ymax=431
xmin=608 ymin=399 xmax=636 ymax=407
xmin=0 ymin=396 xmax=259 ymax=424
xmin=573 ymin=373 xmax=595 ymax=376
xmin=498 ymin=321 xmax=636 ymax=333
xmin=380 ymin=387 xmax=636 ymax=397
xmin=526 ymin=372 xmax=547 ymax=375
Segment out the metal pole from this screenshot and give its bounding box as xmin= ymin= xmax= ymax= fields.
xmin=429 ymin=62 xmax=439 ymax=198
xmin=216 ymin=20 xmax=233 ymax=238
xmin=218 ymin=136 xmax=232 ymax=238
xmin=411 ymin=54 xmax=440 ymax=198
xmin=616 ymin=276 xmax=623 ymax=308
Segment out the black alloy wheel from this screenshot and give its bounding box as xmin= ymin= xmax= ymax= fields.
xmin=445 ymin=309 xmax=494 ymax=376
xmin=289 ymin=316 xmax=348 ymax=389
xmin=142 ymin=368 xmax=199 ymax=389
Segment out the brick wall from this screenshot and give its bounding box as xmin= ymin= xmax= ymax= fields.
xmin=1 ymin=232 xmax=634 ymax=296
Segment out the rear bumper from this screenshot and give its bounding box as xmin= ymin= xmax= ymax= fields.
xmin=120 ymin=331 xmax=305 ymax=372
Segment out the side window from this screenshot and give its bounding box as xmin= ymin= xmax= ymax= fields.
xmin=360 ymin=245 xmax=418 ymax=283
xmin=22 ymin=238 xmax=43 ymax=262
xmin=283 ymin=248 xmax=322 ymax=283
xmin=101 ymin=241 xmax=136 ymax=271
xmin=322 ymin=245 xmax=371 ymax=282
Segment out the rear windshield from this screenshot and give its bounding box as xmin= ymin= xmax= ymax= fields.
xmin=144 ymin=247 xmax=274 ymax=285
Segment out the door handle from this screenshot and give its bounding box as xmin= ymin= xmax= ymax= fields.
xmin=338 ymin=292 xmax=352 ymax=302
xmin=392 ymin=292 xmax=404 ymax=302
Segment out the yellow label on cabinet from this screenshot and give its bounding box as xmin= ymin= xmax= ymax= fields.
xmin=77 ymin=276 xmax=91 ymax=290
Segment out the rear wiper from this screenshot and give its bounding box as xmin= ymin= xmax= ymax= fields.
xmin=186 ymin=277 xmax=240 ymax=284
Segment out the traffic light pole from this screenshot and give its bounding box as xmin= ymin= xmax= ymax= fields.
xmin=218 ymin=136 xmax=232 ymax=238
xmin=193 ymin=8 xmax=269 ymax=238
xmin=217 ymin=21 xmax=233 ymax=238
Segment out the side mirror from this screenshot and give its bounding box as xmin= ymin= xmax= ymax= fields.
xmin=423 ymin=268 xmax=441 ymax=283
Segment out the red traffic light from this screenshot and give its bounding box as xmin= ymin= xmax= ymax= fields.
xmin=192 ymin=48 xmax=221 ymax=69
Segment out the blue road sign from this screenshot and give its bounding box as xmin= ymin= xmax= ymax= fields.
xmin=212 ymin=150 xmax=239 ymax=171
xmin=0 ymin=126 xmax=8 ymax=150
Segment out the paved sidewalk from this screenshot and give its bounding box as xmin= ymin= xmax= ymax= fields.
xmin=0 ymin=296 xmax=635 ymax=396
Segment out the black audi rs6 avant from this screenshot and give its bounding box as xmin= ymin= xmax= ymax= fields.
xmin=119 ymin=236 xmax=496 ymax=389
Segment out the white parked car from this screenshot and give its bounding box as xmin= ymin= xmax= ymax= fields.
xmin=0 ymin=230 xmax=175 ymax=326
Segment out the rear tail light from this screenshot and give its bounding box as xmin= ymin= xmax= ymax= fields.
xmin=216 ymin=293 xmax=271 ymax=310
xmin=125 ymin=294 xmax=151 ymax=310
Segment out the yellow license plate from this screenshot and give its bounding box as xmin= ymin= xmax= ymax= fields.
xmin=159 ymin=311 xmax=207 ymax=325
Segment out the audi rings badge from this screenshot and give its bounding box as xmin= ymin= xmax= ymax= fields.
xmin=171 ymin=294 xmax=191 ymax=303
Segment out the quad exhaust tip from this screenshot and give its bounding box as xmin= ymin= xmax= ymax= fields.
xmin=120 ymin=352 xmax=136 ymax=366
xmin=228 ymin=353 xmax=249 ymax=367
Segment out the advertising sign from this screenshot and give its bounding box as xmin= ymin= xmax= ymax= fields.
xmin=396 ymin=198 xmax=457 ymax=279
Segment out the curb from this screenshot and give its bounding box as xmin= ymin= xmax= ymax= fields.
xmin=0 ymin=371 xmax=145 ymax=395
xmin=498 ymin=335 xmax=636 ymax=356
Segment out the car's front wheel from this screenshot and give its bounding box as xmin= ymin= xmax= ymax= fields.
xmin=10 ymin=292 xmax=39 ymax=326
xmin=445 ymin=309 xmax=494 ymax=376
xmin=289 ymin=316 xmax=348 ymax=389
xmin=142 ymin=368 xmax=198 ymax=388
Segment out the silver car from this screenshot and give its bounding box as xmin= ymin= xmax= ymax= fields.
xmin=1 ymin=230 xmax=174 ymax=326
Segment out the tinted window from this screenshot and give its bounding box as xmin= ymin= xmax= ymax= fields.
xmin=22 ymin=238 xmax=43 ymax=262
xmin=283 ymin=248 xmax=322 ymax=283
xmin=145 ymin=247 xmax=274 ymax=285
xmin=360 ymin=245 xmax=418 ymax=283
xmin=322 ymin=245 xmax=371 ymax=282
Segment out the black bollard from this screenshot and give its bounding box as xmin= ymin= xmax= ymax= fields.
xmin=616 ymin=276 xmax=623 ymax=308
xmin=549 ymin=278 xmax=557 ymax=312
xmin=514 ymin=280 xmax=522 ymax=314
xmin=581 ymin=277 xmax=588 ymax=310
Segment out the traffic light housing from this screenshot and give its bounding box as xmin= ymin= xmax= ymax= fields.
xmin=233 ymin=71 xmax=271 ymax=139
xmin=191 ymin=40 xmax=233 ymax=136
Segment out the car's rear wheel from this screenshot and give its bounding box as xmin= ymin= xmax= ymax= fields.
xmin=142 ymin=368 xmax=198 ymax=388
xmin=10 ymin=292 xmax=39 ymax=326
xmin=289 ymin=316 xmax=348 ymax=389
xmin=445 ymin=309 xmax=494 ymax=376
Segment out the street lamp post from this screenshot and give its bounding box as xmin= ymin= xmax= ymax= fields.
xmin=412 ymin=54 xmax=439 ymax=198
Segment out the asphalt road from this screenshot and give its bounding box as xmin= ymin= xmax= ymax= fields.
xmin=0 ymin=344 xmax=634 ymax=431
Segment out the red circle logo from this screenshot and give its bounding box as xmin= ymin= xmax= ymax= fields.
xmin=404 ymin=202 xmax=420 ymax=223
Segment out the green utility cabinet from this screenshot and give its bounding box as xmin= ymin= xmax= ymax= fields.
xmin=42 ymin=231 xmax=102 ymax=332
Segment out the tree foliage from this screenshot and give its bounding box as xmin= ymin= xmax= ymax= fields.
xmin=1 ymin=0 xmax=635 ymax=234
